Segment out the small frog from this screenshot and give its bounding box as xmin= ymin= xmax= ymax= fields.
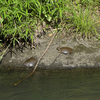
xmin=56 ymin=47 xmax=73 ymax=54
xmin=23 ymin=57 xmax=37 ymax=67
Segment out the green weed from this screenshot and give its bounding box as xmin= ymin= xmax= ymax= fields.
xmin=0 ymin=0 xmax=99 ymax=60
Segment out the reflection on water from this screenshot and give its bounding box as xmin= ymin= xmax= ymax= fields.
xmin=0 ymin=68 xmax=100 ymax=100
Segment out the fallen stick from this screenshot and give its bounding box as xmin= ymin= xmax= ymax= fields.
xmin=14 ymin=28 xmax=57 ymax=85
xmin=0 ymin=39 xmax=13 ymax=61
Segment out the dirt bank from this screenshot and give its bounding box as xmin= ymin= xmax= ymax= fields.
xmin=0 ymin=36 xmax=100 ymax=69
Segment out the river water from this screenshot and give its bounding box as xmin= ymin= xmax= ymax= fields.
xmin=0 ymin=68 xmax=100 ymax=100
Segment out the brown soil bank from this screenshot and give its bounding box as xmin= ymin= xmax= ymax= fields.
xmin=1 ymin=37 xmax=100 ymax=69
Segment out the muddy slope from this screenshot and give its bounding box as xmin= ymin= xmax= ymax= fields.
xmin=0 ymin=36 xmax=100 ymax=69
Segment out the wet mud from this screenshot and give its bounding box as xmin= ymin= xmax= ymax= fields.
xmin=1 ymin=36 xmax=100 ymax=69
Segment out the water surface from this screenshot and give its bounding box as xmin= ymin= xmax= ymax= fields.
xmin=0 ymin=68 xmax=100 ymax=100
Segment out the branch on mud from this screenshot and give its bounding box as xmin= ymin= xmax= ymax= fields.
xmin=14 ymin=28 xmax=58 ymax=85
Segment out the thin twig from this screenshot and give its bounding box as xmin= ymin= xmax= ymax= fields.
xmin=33 ymin=28 xmax=57 ymax=72
xmin=76 ymin=38 xmax=96 ymax=49
xmin=0 ymin=39 xmax=12 ymax=61
xmin=14 ymin=28 xmax=57 ymax=85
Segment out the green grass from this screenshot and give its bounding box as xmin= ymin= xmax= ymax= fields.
xmin=70 ymin=2 xmax=99 ymax=40
xmin=0 ymin=0 xmax=100 ymax=60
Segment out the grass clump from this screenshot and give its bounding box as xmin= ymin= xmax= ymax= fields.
xmin=0 ymin=0 xmax=100 ymax=60
xmin=70 ymin=3 xmax=99 ymax=40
